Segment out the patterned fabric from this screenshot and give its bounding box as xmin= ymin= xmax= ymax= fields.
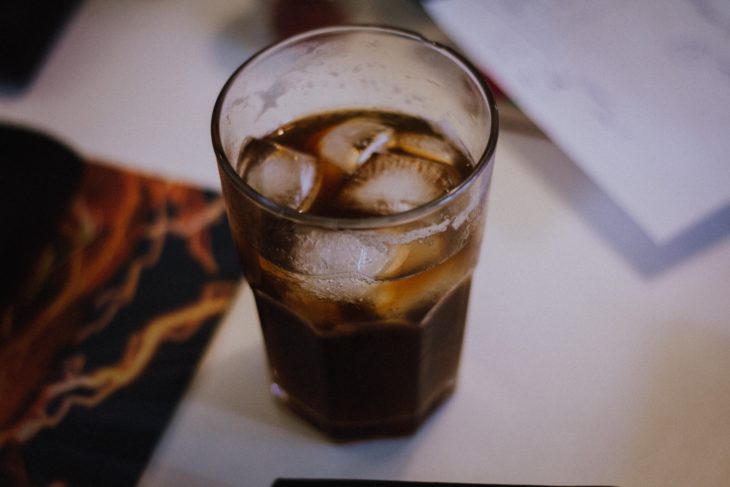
xmin=0 ymin=158 xmax=240 ymax=486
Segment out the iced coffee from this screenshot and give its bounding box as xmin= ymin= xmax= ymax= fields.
xmin=212 ymin=26 xmax=498 ymax=439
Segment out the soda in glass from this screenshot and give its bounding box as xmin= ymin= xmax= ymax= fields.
xmin=212 ymin=25 xmax=498 ymax=439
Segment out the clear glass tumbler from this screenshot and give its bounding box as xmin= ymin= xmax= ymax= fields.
xmin=212 ymin=25 xmax=498 ymax=439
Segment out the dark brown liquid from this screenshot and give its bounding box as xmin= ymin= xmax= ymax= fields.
xmin=255 ymin=277 xmax=471 ymax=438
xmin=233 ymin=110 xmax=481 ymax=439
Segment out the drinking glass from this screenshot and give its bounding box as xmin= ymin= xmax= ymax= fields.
xmin=212 ymin=25 xmax=498 ymax=439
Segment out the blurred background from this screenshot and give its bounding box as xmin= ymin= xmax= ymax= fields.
xmin=1 ymin=1 xmax=729 ymax=487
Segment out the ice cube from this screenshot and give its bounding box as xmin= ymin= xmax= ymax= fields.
xmin=384 ymin=234 xmax=447 ymax=278
xmin=292 ymin=230 xmax=391 ymax=278
xmin=238 ymin=138 xmax=321 ymax=211
xmin=259 ymin=257 xmax=345 ymax=327
xmin=337 ymin=153 xmax=460 ymax=215
xmin=396 ymin=132 xmax=458 ymax=166
xmin=288 ymin=229 xmax=402 ymax=300
xmin=317 ymin=118 xmax=394 ymax=174
xmin=373 ymin=243 xmax=473 ymax=319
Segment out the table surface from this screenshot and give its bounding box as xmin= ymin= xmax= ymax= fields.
xmin=2 ymin=2 xmax=729 ymax=487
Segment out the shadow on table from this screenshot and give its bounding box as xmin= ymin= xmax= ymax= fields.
xmin=211 ymin=1 xmax=274 ymax=74
xmin=209 ymin=0 xmax=456 ymax=76
xmin=508 ymin=132 xmax=730 ymax=278
xmin=193 ymin=342 xmax=324 ymax=443
xmin=193 ymin=341 xmax=431 ymax=477
xmin=195 ymin=341 xmax=427 ymax=441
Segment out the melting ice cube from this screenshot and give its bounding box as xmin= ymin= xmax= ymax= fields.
xmin=337 ymin=153 xmax=460 ymax=215
xmin=291 ymin=229 xmax=392 ymax=278
xmin=238 ymin=138 xmax=321 ymax=211
xmin=373 ymin=251 xmax=471 ymax=319
xmin=288 ymin=228 xmax=403 ymax=299
xmin=317 ymin=117 xmax=394 ymax=174
xmin=396 ymin=132 xmax=458 ymax=166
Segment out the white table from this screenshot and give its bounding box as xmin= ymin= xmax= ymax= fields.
xmin=3 ymin=2 xmax=729 ymax=486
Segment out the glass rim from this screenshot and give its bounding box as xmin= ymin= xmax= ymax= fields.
xmin=211 ymin=24 xmax=499 ymax=230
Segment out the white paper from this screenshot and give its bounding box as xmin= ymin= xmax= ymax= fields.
xmin=425 ymin=0 xmax=730 ymax=243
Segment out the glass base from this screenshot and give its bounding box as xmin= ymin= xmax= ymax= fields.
xmin=256 ymin=277 xmax=473 ymax=441
xmin=271 ymin=379 xmax=456 ymax=441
